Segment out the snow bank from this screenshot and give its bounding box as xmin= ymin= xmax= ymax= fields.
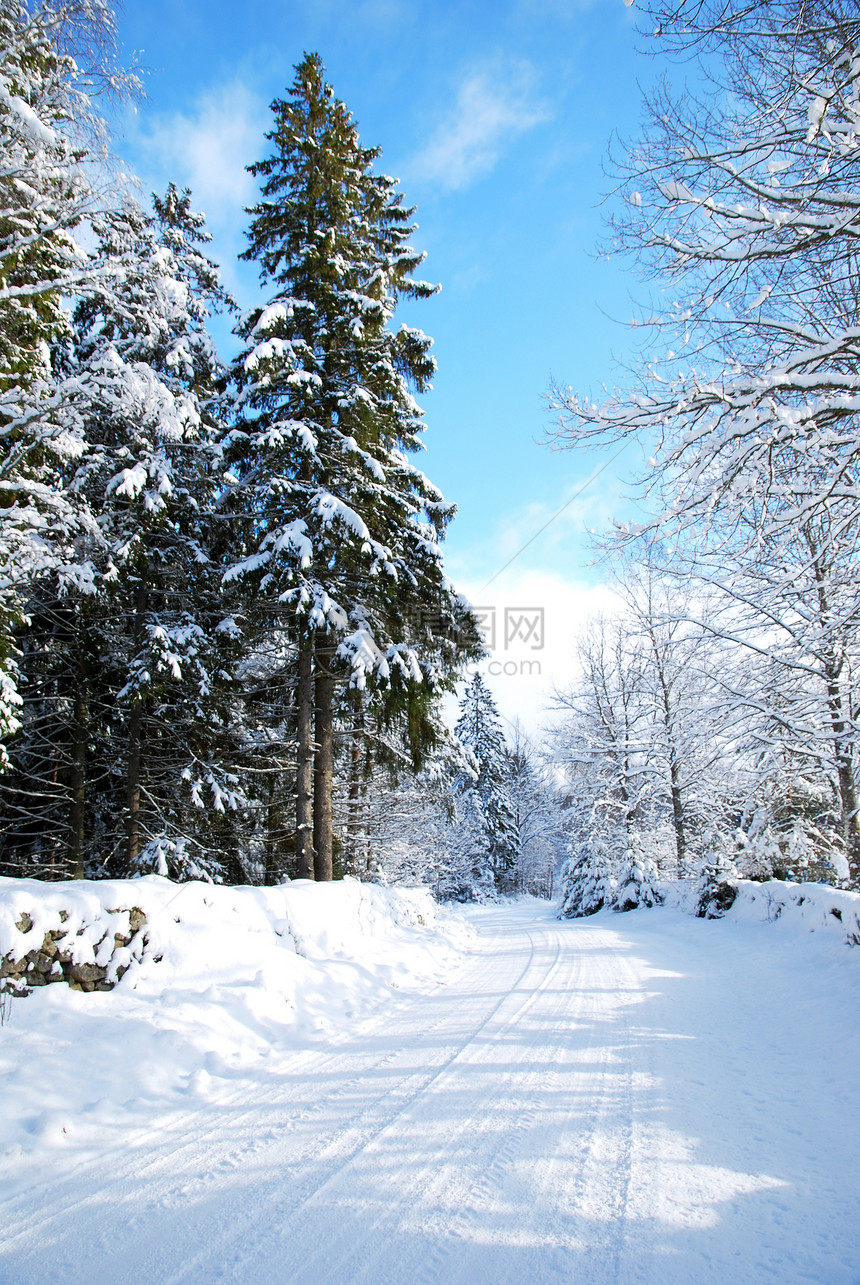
xmin=652 ymin=876 xmax=860 ymax=949
xmin=727 ymin=878 xmax=860 ymax=947
xmin=0 ymin=875 xmax=472 ymax=1162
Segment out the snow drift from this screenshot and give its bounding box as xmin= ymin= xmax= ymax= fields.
xmin=0 ymin=875 xmax=471 ymax=1161
xmin=727 ymin=878 xmax=860 ymax=946
xmin=651 ymin=876 xmax=860 ymax=948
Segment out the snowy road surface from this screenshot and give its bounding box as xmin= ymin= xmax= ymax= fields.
xmin=1 ymin=900 xmax=857 ymax=1285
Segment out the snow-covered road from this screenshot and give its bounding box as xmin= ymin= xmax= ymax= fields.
xmin=1 ymin=900 xmax=857 ymax=1284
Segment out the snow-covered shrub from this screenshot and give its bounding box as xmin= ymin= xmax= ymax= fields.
xmin=736 ymin=775 xmax=846 ymax=887
xmin=559 ymin=839 xmax=618 ymax=918
xmin=612 ymin=843 xmax=663 ymax=913
xmin=696 ymin=854 xmax=739 ymax=919
xmin=132 ymin=837 xmax=226 ymax=885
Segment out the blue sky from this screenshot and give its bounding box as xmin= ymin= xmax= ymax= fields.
xmin=112 ymin=0 xmax=658 ymax=729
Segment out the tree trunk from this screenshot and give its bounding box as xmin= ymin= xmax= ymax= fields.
xmin=295 ymin=636 xmax=315 ymax=879
xmin=125 ymin=580 xmax=148 ymax=872
xmin=668 ymin=753 xmax=687 ymax=873
xmin=265 ymin=772 xmax=284 ymax=886
xmin=313 ymin=645 xmax=334 ymax=881
xmin=67 ymin=661 xmax=87 ymax=880
xmin=125 ymin=699 xmax=143 ymax=870
xmin=345 ymin=703 xmax=365 ymax=876
xmin=824 ymin=670 xmax=860 ymax=880
xmin=809 ymin=539 xmax=860 ymax=881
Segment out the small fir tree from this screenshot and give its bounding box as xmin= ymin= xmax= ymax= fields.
xmin=454 ymin=674 xmax=518 ymax=895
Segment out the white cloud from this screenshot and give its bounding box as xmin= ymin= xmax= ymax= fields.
xmin=411 ymin=59 xmax=549 ymax=191
xmin=452 ymin=567 xmax=622 ymax=743
xmin=123 ymin=82 xmax=270 ymax=298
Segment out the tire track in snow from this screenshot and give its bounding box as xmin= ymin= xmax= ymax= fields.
xmin=0 ymin=917 xmax=512 ymax=1271
xmin=154 ymin=917 xmax=547 ymax=1284
xmin=1 ymin=906 xmax=647 ymax=1285
xmin=173 ymin=912 xmax=609 ymax=1285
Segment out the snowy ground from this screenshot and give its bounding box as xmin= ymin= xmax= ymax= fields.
xmin=1 ymin=893 xmax=858 ymax=1284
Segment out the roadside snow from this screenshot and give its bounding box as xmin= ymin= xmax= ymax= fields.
xmin=728 ymin=877 xmax=860 ymax=944
xmin=0 ymin=875 xmax=471 ymax=1161
xmin=654 ymin=875 xmax=860 ymax=946
xmin=0 ymin=884 xmax=857 ymax=1284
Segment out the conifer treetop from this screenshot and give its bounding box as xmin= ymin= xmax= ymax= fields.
xmin=227 ymin=52 xmax=479 ymax=698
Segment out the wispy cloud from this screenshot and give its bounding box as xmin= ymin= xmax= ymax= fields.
xmin=411 ymin=59 xmax=550 ymax=192
xmin=122 ymin=82 xmax=270 ymax=297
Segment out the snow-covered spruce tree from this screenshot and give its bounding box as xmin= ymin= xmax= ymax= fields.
xmin=613 ymin=836 xmax=663 ymax=913
xmin=553 ymin=618 xmax=644 ymax=918
xmin=454 ymin=674 xmax=518 ymax=895
xmin=0 ymin=188 xmax=240 ymax=881
xmin=73 ymin=189 xmax=239 ymax=880
xmin=0 ymin=0 xmax=133 ymax=769
xmin=558 ymin=835 xmax=618 ymax=918
xmin=227 ymin=53 xmax=480 ymax=881
xmin=695 ymin=841 xmax=739 ymax=919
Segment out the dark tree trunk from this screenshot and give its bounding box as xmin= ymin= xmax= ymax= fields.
xmin=265 ymin=772 xmax=284 ymax=885
xmin=295 ymin=636 xmax=315 ymax=878
xmin=345 ymin=703 xmax=365 ymax=876
xmin=125 ymin=700 xmax=143 ymax=870
xmin=67 ymin=662 xmax=88 ymax=880
xmin=313 ymin=645 xmax=334 ymax=881
xmin=125 ymin=580 xmax=148 ymax=872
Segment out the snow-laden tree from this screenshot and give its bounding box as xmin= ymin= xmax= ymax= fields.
xmin=454 ymin=674 xmax=518 ymax=895
xmin=554 ymin=565 xmax=749 ymax=916
xmin=552 ymin=0 xmax=860 ymax=552
xmin=226 ymin=53 xmax=480 ymax=881
xmin=623 ymin=563 xmax=742 ymax=877
xmin=558 ymin=836 xmax=618 ymax=918
xmin=0 ymin=188 xmax=239 ymax=881
xmin=504 ymin=725 xmax=566 ymax=898
xmin=553 ymin=616 xmax=650 ymax=863
xmin=0 ymin=0 xmax=134 ymax=767
xmin=324 ymin=710 xmax=495 ymax=900
xmin=550 ymin=1 xmax=860 ymax=888
xmin=696 ymin=848 xmax=739 ymax=919
xmin=671 ymin=498 xmax=860 ymax=881
xmin=553 ymin=616 xmax=650 ymax=918
xmin=612 ymin=837 xmax=663 ymax=913
xmin=71 ymin=188 xmax=238 ymax=879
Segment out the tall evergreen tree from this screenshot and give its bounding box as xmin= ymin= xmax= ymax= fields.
xmin=227 ymin=53 xmax=480 ymax=881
